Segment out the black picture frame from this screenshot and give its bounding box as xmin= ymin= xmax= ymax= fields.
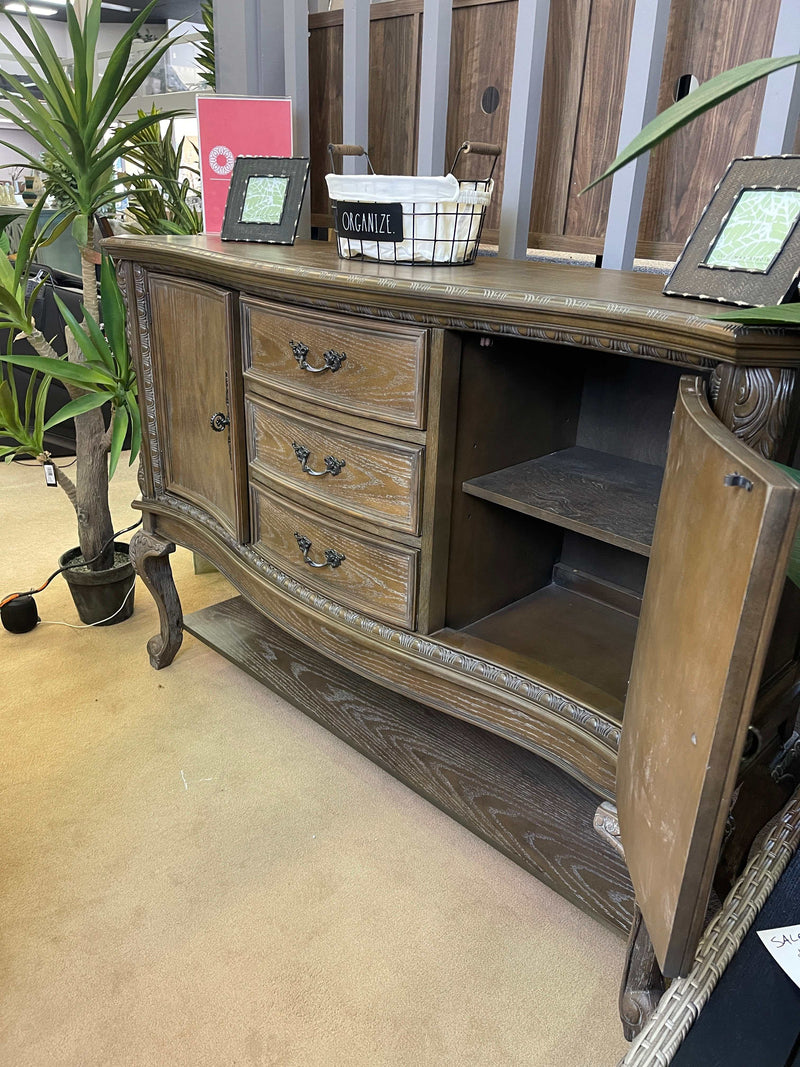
xmin=664 ymin=155 xmax=800 ymax=307
xmin=221 ymin=156 xmax=309 ymax=244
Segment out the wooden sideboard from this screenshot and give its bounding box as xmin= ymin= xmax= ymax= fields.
xmin=107 ymin=234 xmax=800 ymax=1029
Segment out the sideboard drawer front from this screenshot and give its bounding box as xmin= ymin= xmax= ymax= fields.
xmin=252 ymin=485 xmax=418 ymax=629
xmin=242 ymin=297 xmax=428 ymax=428
xmin=247 ymin=396 xmax=424 ymax=535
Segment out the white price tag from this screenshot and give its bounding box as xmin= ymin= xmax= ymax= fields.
xmin=43 ymin=461 xmax=57 ymax=487
xmin=757 ymin=923 xmax=800 ymax=989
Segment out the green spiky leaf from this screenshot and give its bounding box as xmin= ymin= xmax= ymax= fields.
xmin=713 ymin=304 xmax=800 ymax=326
xmin=43 ymin=390 xmax=107 ymax=430
xmin=108 ymin=404 xmax=129 ymax=477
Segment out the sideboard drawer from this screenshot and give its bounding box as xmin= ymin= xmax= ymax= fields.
xmin=242 ymin=297 xmax=428 ymax=428
xmin=252 ymin=484 xmax=419 ymax=630
xmin=247 ymin=396 xmax=424 ymax=535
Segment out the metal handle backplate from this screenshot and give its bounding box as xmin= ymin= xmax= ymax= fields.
xmin=290 ymin=340 xmax=347 ymax=374
xmin=210 ymin=411 xmax=231 ymax=432
xmin=292 ymin=441 xmax=346 ymax=477
xmin=294 ymin=532 xmax=345 ymax=569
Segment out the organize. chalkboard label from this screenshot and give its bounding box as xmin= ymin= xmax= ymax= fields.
xmin=335 ymin=201 xmax=404 ymax=242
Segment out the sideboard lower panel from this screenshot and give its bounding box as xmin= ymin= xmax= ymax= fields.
xmin=184 ymin=593 xmax=635 ymax=934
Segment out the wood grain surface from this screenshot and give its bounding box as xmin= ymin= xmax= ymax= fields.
xmin=463 ymin=445 xmax=663 ymax=556
xmin=242 ymin=295 xmax=430 ymax=428
xmin=458 ymin=582 xmax=637 ymax=711
xmin=618 ymin=378 xmax=800 ymax=977
xmin=251 ymin=483 xmax=419 ymax=630
xmin=103 ymin=236 xmax=800 ymax=370
xmin=639 ymin=0 xmax=781 ymax=255
xmin=445 ymin=0 xmax=516 ymax=234
xmin=147 ymin=275 xmax=248 ymax=541
xmin=184 ymin=593 xmax=635 ymax=933
xmin=246 ymin=394 xmax=425 ymax=535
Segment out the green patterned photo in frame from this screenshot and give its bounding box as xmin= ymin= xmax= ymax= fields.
xmin=240 ymin=175 xmax=290 ymax=225
xmin=703 ymin=188 xmax=800 ymax=273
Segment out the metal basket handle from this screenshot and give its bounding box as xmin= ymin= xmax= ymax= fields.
xmin=450 ymin=141 xmax=501 ymax=182
xmin=328 ymin=143 xmax=375 ymax=174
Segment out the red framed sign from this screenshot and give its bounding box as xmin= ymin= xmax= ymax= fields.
xmin=197 ymin=96 xmax=293 ymax=233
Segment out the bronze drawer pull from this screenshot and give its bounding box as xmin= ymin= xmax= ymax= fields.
xmin=291 ymin=441 xmax=346 ymax=477
xmin=290 ymin=340 xmax=347 ymax=374
xmin=209 ymin=411 xmax=230 ymax=432
xmin=294 ymin=532 xmax=345 ymax=569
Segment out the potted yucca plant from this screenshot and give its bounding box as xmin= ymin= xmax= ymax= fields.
xmin=0 ymin=0 xmax=182 ymax=623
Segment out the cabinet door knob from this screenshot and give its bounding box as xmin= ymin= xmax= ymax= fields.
xmin=291 ymin=441 xmax=346 ymax=477
xmin=294 ymin=532 xmax=345 ymax=569
xmin=210 ymin=411 xmax=231 ymax=432
xmin=290 ymin=340 xmax=347 ymax=374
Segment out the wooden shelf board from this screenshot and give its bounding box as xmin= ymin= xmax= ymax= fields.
xmin=463 ymin=445 xmax=664 ymax=556
xmin=449 ymin=582 xmax=638 ymax=716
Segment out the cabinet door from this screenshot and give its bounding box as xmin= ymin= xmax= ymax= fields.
xmin=148 ymin=275 xmax=247 ymax=541
xmin=617 ymin=376 xmax=800 ymax=978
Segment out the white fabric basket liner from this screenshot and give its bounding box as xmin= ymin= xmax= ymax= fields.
xmin=325 ymin=172 xmax=494 ymax=264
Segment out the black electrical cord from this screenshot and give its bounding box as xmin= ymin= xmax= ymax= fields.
xmin=0 ymin=516 xmax=142 ymax=611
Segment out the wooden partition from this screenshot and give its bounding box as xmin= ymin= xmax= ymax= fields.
xmin=309 ymin=0 xmax=798 ymax=259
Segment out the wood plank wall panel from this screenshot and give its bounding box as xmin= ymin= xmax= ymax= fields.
xmin=309 ymin=22 xmax=343 ymax=222
xmin=561 ymin=0 xmax=636 ymax=248
xmin=309 ymin=2 xmax=421 ymax=224
xmin=309 ymin=0 xmax=786 ymax=254
xmin=368 ymin=9 xmax=421 ymax=178
xmin=638 ymin=0 xmax=782 ymax=259
xmin=445 ymin=0 xmax=517 ymax=233
xmin=528 ymin=0 xmax=592 ymax=242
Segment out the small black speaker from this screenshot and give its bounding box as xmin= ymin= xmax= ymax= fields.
xmin=1 ymin=595 xmax=40 ymax=634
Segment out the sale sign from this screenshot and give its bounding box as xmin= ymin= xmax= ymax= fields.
xmin=197 ymin=96 xmax=293 ymax=233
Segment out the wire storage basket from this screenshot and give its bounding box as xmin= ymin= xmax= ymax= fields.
xmin=325 ymin=141 xmax=500 ymax=266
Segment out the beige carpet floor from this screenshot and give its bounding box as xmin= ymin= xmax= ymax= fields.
xmin=1 ymin=454 xmax=629 ymax=1066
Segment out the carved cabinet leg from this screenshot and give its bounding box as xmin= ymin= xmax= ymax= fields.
xmin=130 ymin=529 xmax=183 ymax=669
xmin=619 ymin=902 xmax=666 ymax=1041
xmin=592 ymin=803 xmax=666 ymax=1040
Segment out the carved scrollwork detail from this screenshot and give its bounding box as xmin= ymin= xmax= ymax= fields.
xmin=711 ymin=364 xmax=797 ymax=459
xmin=709 ymin=364 xmax=722 ymax=405
xmin=593 ymin=801 xmax=625 ymax=858
xmin=131 ymin=264 xmax=163 ymax=491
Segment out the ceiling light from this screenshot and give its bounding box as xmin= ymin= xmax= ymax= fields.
xmin=5 ymin=3 xmax=59 ymax=13
xmin=101 ymin=2 xmax=135 ymax=9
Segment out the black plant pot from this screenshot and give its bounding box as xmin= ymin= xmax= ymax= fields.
xmin=59 ymin=541 xmax=136 ymax=626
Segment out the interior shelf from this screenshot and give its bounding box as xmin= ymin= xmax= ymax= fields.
xmin=462 ymin=446 xmax=664 ymax=556
xmin=438 ymin=581 xmax=639 ymax=722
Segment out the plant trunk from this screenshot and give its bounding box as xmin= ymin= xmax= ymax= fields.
xmin=73 ymin=241 xmax=114 ymax=571
xmin=80 ymin=240 xmax=100 ymax=323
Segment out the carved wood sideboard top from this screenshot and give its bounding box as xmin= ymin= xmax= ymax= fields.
xmin=104 ymin=235 xmax=800 ymax=371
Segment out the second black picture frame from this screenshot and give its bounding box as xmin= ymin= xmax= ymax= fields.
xmin=664 ymin=155 xmax=800 ymax=307
xmin=221 ymin=156 xmax=309 ymax=244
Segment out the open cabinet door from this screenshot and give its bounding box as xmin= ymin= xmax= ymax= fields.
xmin=617 ymin=376 xmax=800 ymax=978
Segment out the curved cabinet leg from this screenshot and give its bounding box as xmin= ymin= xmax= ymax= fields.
xmin=619 ymin=902 xmax=666 ymax=1041
xmin=130 ymin=529 xmax=183 ymax=669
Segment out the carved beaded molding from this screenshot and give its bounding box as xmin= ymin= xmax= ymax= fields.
xmin=149 ymin=487 xmax=623 ymax=753
xmin=268 ymin=292 xmax=719 ymax=371
xmin=131 ymin=263 xmax=164 ymax=492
